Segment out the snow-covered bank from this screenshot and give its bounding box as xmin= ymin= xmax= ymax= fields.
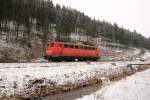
xmin=0 ymin=60 xmax=150 ymax=99
xmin=76 ymin=68 xmax=150 ymax=100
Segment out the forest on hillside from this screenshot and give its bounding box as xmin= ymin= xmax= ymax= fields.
xmin=0 ymin=0 xmax=150 ymax=50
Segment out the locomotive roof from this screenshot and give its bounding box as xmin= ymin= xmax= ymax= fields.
xmin=51 ymin=41 xmax=98 ymax=48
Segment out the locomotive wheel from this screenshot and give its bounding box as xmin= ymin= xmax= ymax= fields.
xmin=63 ymin=56 xmax=74 ymax=62
xmin=48 ymin=57 xmax=62 ymax=62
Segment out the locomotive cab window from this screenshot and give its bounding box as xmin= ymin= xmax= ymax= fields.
xmin=84 ymin=46 xmax=88 ymax=49
xmin=89 ymin=47 xmax=92 ymax=50
xmin=75 ymin=45 xmax=79 ymax=49
xmin=50 ymin=43 xmax=54 ymax=47
xmin=64 ymin=44 xmax=68 ymax=48
xmin=92 ymin=47 xmax=96 ymax=50
xmin=70 ymin=45 xmax=74 ymax=48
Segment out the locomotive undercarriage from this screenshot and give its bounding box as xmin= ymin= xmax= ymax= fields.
xmin=44 ymin=56 xmax=99 ymax=62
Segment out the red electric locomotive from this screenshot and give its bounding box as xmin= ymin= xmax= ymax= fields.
xmin=44 ymin=41 xmax=100 ymax=61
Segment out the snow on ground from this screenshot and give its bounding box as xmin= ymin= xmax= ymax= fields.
xmin=76 ymin=68 xmax=150 ymax=100
xmin=0 ymin=62 xmax=118 ymax=97
xmin=0 ymin=60 xmax=150 ymax=98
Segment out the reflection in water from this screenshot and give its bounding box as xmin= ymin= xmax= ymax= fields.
xmin=34 ymin=84 xmax=101 ymax=100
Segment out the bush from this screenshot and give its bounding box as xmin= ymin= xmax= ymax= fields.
xmin=0 ymin=45 xmax=20 ymax=63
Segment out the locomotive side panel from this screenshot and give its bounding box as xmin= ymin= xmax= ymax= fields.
xmin=61 ymin=44 xmax=100 ymax=58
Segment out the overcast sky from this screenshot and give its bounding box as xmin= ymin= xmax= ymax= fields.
xmin=52 ymin=0 xmax=150 ymax=38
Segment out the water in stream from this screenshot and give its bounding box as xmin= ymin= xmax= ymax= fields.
xmin=34 ymin=84 xmax=102 ymax=100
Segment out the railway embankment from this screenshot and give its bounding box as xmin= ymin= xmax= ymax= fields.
xmin=0 ymin=60 xmax=150 ymax=99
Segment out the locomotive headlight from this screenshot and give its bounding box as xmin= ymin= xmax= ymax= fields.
xmin=47 ymin=50 xmax=53 ymax=54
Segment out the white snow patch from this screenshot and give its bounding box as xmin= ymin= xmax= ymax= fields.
xmin=76 ymin=68 xmax=150 ymax=100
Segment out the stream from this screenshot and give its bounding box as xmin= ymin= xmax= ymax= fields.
xmin=34 ymin=84 xmax=102 ymax=100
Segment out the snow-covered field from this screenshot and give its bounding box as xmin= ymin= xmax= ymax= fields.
xmin=76 ymin=68 xmax=150 ymax=100
xmin=0 ymin=49 xmax=150 ymax=99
